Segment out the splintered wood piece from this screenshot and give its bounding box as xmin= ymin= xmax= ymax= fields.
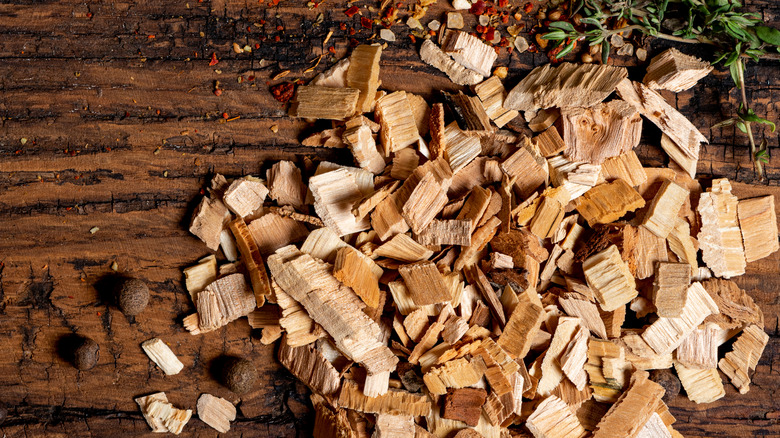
xmin=537 ymin=317 xmax=581 ymax=396
xmin=505 ymin=62 xmax=627 ymax=112
xmin=558 ymin=298 xmax=606 ymax=341
xmin=374 ymin=414 xmax=415 ymax=438
xmin=600 ymin=151 xmax=648 ymax=187
xmin=642 ymin=179 xmax=690 ymax=238
xmin=561 ymin=100 xmax=642 ymax=164
xmin=183 ymin=255 xmax=217 ymax=303
xmin=719 ymin=324 xmax=769 ymax=394
xmin=419 ymin=39 xmax=484 ymax=86
xmin=560 ymin=327 xmax=590 ymax=391
xmin=464 ymin=265 xmax=506 ymax=328
xmin=423 ymin=357 xmax=484 ymax=395
xmin=344 ymin=116 xmax=386 ymax=174
xmin=310 ymin=167 xmax=371 ymax=237
xmin=135 ymin=393 xmax=171 ymax=432
xmin=354 ymin=180 xmax=401 ymax=222
xmin=583 ymin=245 xmax=637 ymax=312
xmin=290 ymin=85 xmax=360 ymax=120
xmin=398 ymin=261 xmax=451 ymax=306
xmin=334 ymin=246 xmax=382 ymax=308
xmin=229 ymin=217 xmax=273 ymax=306
xmin=643 ymin=48 xmax=713 ymax=92
xmin=442 ymin=30 xmax=498 ymax=77
xmin=526 ymin=395 xmax=586 ymax=438
xmin=529 ymin=192 xmax=567 ymax=240
xmin=635 ymin=413 xmax=672 ymax=438
xmin=500 ymin=141 xmax=549 ymax=199
xmin=338 ymin=379 xmax=432 ymax=417
xmin=457 ymin=185 xmax=492 ymax=232
xmin=376 ymin=91 xmax=421 ymax=155
xmin=193 ymin=273 xmax=256 ymax=333
xmin=600 ymin=305 xmax=626 ymax=339
xmin=652 ymin=262 xmax=691 ymax=318
xmin=697 ymin=178 xmax=746 ymax=278
xmin=591 ymin=371 xmax=664 ymax=438
xmin=473 ymin=76 xmax=519 ymax=128
xmin=268 ymin=247 xmax=397 ymax=375
xmin=676 ymin=326 xmax=718 ymax=369
xmin=633 ymin=225 xmax=669 ymax=280
xmin=442 ymin=387 xmax=488 ymax=426
xmin=442 ymin=315 xmax=470 ymax=344
xmin=585 ymin=339 xmax=630 ymax=402
xmin=190 ymin=196 xmax=230 ymax=251
xmin=347 ymin=44 xmax=382 ymax=114
xmin=402 ymin=172 xmax=449 ymax=234
xmin=533 ymin=125 xmax=565 ymax=158
xmin=248 ymin=212 xmax=309 ymax=256
xmin=267 ymin=161 xmax=306 ymax=211
xmin=443 ymin=122 xmax=482 ymax=173
xmin=616 ymin=79 xmax=707 ymax=177
xmin=674 ymin=361 xmax=725 ymax=404
xmin=641 ymin=282 xmax=719 ymax=355
xmin=454 ymin=216 xmax=501 ymax=271
xmin=490 ymin=252 xmax=514 ymax=270
xmin=667 ymin=219 xmax=698 ymax=273
xmin=701 ymin=278 xmax=763 ymax=331
xmin=373 ymin=195 xmax=411 ymax=241
xmin=482 ymin=391 xmax=510 ymax=426
xmin=300 ymin=227 xmax=348 ymax=264
xmin=574 ymin=179 xmax=645 ymax=226
xmin=738 ymin=195 xmax=779 ymax=263
xmin=548 ymin=155 xmax=601 ymax=200
xmin=392 ymin=147 xmax=420 ymax=180
xmin=415 ymin=219 xmax=472 ymax=246
xmin=408 ymin=93 xmax=431 ymax=137
xmin=302 ymin=128 xmax=346 ymax=148
xmin=529 ymin=108 xmax=561 ymax=132
xmin=275 ymin=285 xmax=325 ymax=347
xmin=617 ymin=331 xmax=673 ymax=370
xmin=375 ymin=233 xmax=434 ymax=262
xmin=140 ymin=395 xmax=193 ymax=435
xmin=446 ymin=91 xmax=494 ymax=132
xmin=429 ymin=102 xmax=447 ymax=158
xmin=497 ymin=295 xmax=545 ymax=359
xmin=312 ymin=57 xmax=350 ymax=87
xmin=196 ymin=393 xmax=236 ymax=434
xmin=278 ymin=337 xmax=341 ymax=396
xmin=223 ymin=177 xmax=269 ymax=218
xmin=141 ymin=338 xmax=184 ymax=376
xmin=404 ymin=308 xmax=430 ymax=343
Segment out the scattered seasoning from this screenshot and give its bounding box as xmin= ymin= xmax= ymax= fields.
xmin=323 ymin=29 xmax=334 ymax=45
xmin=270 ymin=124 xmax=279 ymax=133
xmin=304 ymin=54 xmax=324 ymax=74
xmin=344 ymin=5 xmax=359 ymax=17
xmin=111 ymin=261 xmax=119 ymax=271
xmin=209 ymin=53 xmax=219 ymax=66
xmin=89 ymin=227 xmax=99 ymax=234
xmin=270 ymin=82 xmax=295 ymax=103
xmin=360 ymin=16 xmax=373 ymax=28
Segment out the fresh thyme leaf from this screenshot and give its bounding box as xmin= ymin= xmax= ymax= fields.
xmin=756 ymin=25 xmax=780 ymax=46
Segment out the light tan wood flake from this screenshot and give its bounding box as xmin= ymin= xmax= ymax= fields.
xmin=183 ymin=255 xmax=217 ymax=303
xmin=278 ymin=337 xmax=341 ymax=396
xmin=500 ymin=140 xmax=548 ymax=199
xmin=193 ymin=273 xmax=256 ymax=334
xmin=738 ymin=195 xmax=779 ymax=263
xmin=419 ymin=39 xmax=484 ymax=86
xmin=643 ymin=48 xmax=713 ymax=92
xmin=274 ymin=285 xmax=326 ymax=347
xmin=473 ymin=76 xmax=519 ymax=128
xmin=667 ymin=219 xmax=698 ymax=274
xmin=559 ymin=297 xmax=608 ymax=340
xmin=454 ymin=215 xmax=501 ymax=271
xmin=584 ymin=339 xmax=630 ymax=402
xmin=719 ymin=324 xmax=769 ymax=393
xmin=344 ymin=116 xmax=386 ymax=174
xmin=635 ymin=412 xmax=672 ymax=438
xmin=464 ymin=265 xmax=506 ymax=328
xmin=290 ymin=85 xmax=360 ymax=120
xmin=642 ymin=179 xmax=690 ymax=238
xmin=548 ymin=155 xmax=602 ymax=200
xmin=633 ymin=225 xmax=669 ymax=280
xmin=574 ymin=179 xmax=645 ymax=226
xmin=526 ymin=395 xmax=586 ymax=438
xmin=247 ymin=212 xmax=309 ymax=256
xmin=311 ymin=57 xmax=350 ymax=88
xmin=537 ymin=317 xmax=581 ymax=396
xmin=697 ymin=178 xmax=746 ymax=278
xmin=529 ymin=108 xmax=561 ymax=132
xmin=701 ymin=278 xmax=763 ymax=331
xmin=310 ymin=167 xmax=371 ymax=237
xmin=223 ymin=176 xmax=268 ymax=218
xmin=190 ymin=196 xmax=230 ymax=251
xmin=402 ymin=172 xmax=449 ymax=235
xmin=591 ymin=370 xmax=665 ymax=438
xmin=373 ymin=195 xmax=411 ymax=241
xmin=347 ymin=44 xmax=382 ymax=114
xmin=676 ymin=325 xmax=718 ymax=369
xmin=415 ymin=219 xmax=471 ymax=246
xmin=338 ymin=379 xmax=432 ymax=417
xmin=391 ymin=147 xmax=420 ymax=180
xmin=561 ymin=100 xmax=642 ymax=164
xmin=674 ymin=361 xmax=725 ymax=404
xmin=446 ymin=91 xmax=494 ymax=132
xmin=652 ymin=262 xmax=691 ymax=318
xmin=560 ymin=326 xmax=590 ymax=391
xmin=373 ymin=414 xmax=415 ymax=438
xmin=141 ymin=338 xmax=184 ymax=375
xmin=229 ymin=218 xmax=276 ymax=305
xmin=442 ymin=30 xmax=497 ymax=77
xmin=334 ymin=246 xmax=382 ymax=308
xmin=423 ymin=357 xmax=484 ymax=395
xmin=302 ymin=128 xmax=346 ymax=148
xmin=600 ymin=150 xmax=647 ymax=187
xmin=533 ymin=125 xmax=565 ymax=157
xmin=300 ymin=227 xmax=348 ymax=264
xmin=616 ymin=79 xmax=707 ymax=178
xmin=398 ymin=261 xmax=451 ymax=306
xmin=583 ymin=245 xmax=637 ymax=312
xmin=376 ymin=91 xmax=421 ymax=155
xmin=443 ymin=121 xmax=482 ymax=173
xmin=267 ymin=160 xmax=306 ymax=211
xmin=642 ymin=282 xmax=719 ymax=355
xmin=196 ymin=393 xmax=236 ymax=434
xmin=504 ymin=62 xmax=627 ymax=112
xmin=375 ymin=233 xmax=434 ymax=262
xmin=497 ymin=294 xmax=545 ymax=359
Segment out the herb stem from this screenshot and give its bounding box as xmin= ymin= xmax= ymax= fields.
xmin=736 ymin=59 xmax=764 ymax=180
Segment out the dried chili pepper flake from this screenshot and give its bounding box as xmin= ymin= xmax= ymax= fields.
xmin=409 ymin=34 xmax=416 ymax=43
xmin=476 ymin=25 xmax=486 ymax=33
xmin=209 ymin=53 xmax=219 ymax=66
xmin=499 ymin=36 xmax=509 ymax=46
xmin=360 ymin=16 xmax=372 ymax=28
xmin=349 ymin=27 xmax=356 ymax=35
xmin=345 ymin=5 xmax=359 ymax=17
xmin=255 ymin=43 xmax=260 ymax=49
xmin=339 ymin=22 xmax=347 ymax=30
xmin=349 ymin=38 xmax=359 ymax=47
xmin=260 ymin=19 xmax=266 ymax=24
xmin=523 ymin=2 xmax=533 ymax=13
xmin=501 ymin=14 xmax=509 ymax=23
xmin=498 ymin=0 xmax=508 ymax=7
xmin=486 ymin=6 xmax=497 ymax=15
xmin=528 ymin=43 xmax=538 ymax=53
xmin=485 ymin=26 xmax=495 ymax=41
xmin=274 ymin=35 xmax=281 ymax=42
xmin=270 ymin=82 xmax=295 ymax=103
xmin=247 ymin=26 xmax=252 ymax=32
xmin=222 ymin=112 xmax=229 ymax=119
xmin=248 ymin=75 xmax=255 ymax=81
xmin=214 ymin=89 xmax=223 ymax=96
xmin=328 ymin=46 xmax=336 ymax=54
xmin=276 ymin=25 xmax=284 ymax=31
xmin=470 ymin=0 xmax=486 ymax=15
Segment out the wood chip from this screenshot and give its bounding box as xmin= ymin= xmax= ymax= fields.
xmin=190 ymin=196 xmax=230 ymax=251
xmin=290 ymin=85 xmax=360 ymax=120
xmin=376 ymin=91 xmax=421 ymax=155
xmin=344 ymin=116 xmax=386 ymax=174
xmin=443 ymin=122 xmax=482 ymax=173
xmin=533 ymin=125 xmax=565 ymax=158
xmin=561 ymin=100 xmax=642 ymax=164
xmin=643 ymin=48 xmax=713 ymax=92
xmin=402 ymin=172 xmax=449 ymax=234
xmin=445 ymin=91 xmax=495 ymax=132
xmin=600 ymin=151 xmax=647 ymax=187
xmin=674 ymin=361 xmax=725 ymax=404
xmin=278 ymin=337 xmax=341 ymax=396
xmin=737 ymin=195 xmax=779 ymax=263
xmin=574 ymin=179 xmax=645 ymax=226
xmin=583 ymin=245 xmax=637 ymax=312
xmin=442 ymin=387 xmax=488 ymax=426
xmin=248 ymin=212 xmax=309 ymax=256
xmin=230 ymin=217 xmax=273 ymax=305
xmin=334 ymin=246 xmax=382 ymax=308
xmin=526 ymin=395 xmax=586 ymax=438
xmin=223 ymin=177 xmax=269 ymax=218
xmin=676 ymin=325 xmax=718 ymax=369
xmin=347 ymin=45 xmax=382 ymax=114
xmin=419 ymin=39 xmax=484 ymax=86
xmin=442 ymin=30 xmax=497 ymax=77
xmin=141 ymin=338 xmax=184 ymax=376
xmin=473 ymin=76 xmax=519 ymax=128
xmin=398 ymin=261 xmax=451 ymax=306
xmin=338 ymin=379 xmax=432 ymax=417
xmin=697 ymin=178 xmax=746 ymax=278
xmin=415 ymin=219 xmax=472 ymax=246
xmin=591 ymin=370 xmax=664 ymax=438
xmin=197 ymin=393 xmax=236 ymax=433
xmin=310 ymin=167 xmax=371 ymax=237
xmin=642 ymin=179 xmax=690 ymax=238
xmin=718 ymin=324 xmax=768 ymax=394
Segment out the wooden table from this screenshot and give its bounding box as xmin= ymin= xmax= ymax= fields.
xmin=0 ymin=0 xmax=778 ymax=436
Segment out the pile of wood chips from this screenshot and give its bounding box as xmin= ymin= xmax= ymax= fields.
xmin=175 ymin=40 xmax=777 ymax=437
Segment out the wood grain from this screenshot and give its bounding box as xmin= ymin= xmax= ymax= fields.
xmin=0 ymin=0 xmax=778 ymax=436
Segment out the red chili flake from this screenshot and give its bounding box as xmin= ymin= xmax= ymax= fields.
xmin=274 ymin=35 xmax=280 ymax=42
xmin=349 ymin=38 xmax=359 ymax=47
xmin=271 ymin=0 xmax=279 ymax=5
xmin=97 ymin=312 xmax=101 ymax=316
xmin=86 ymin=12 xmax=93 ymax=18
xmin=148 ymin=35 xmax=155 ymax=39
xmin=498 ymin=0 xmax=508 ymax=7
xmin=360 ymin=16 xmax=372 ymax=28
xmin=248 ymin=75 xmax=255 ymax=81
xmin=409 ymin=34 xmax=416 ymax=43
xmin=382 ymin=7 xmax=396 ymax=20
xmin=124 ymin=111 xmax=130 ymax=117
xmin=486 ymin=6 xmax=497 ymax=15
xmin=428 ymin=30 xmax=436 ymax=36
xmin=247 ymin=26 xmax=251 ymax=32
xmin=475 ymin=25 xmax=486 ymax=33
xmin=523 ymin=2 xmax=533 ymax=13
xmin=344 ymin=5 xmax=359 ymax=17
xmin=339 ymin=22 xmax=347 ymax=31
xmin=209 ymin=53 xmax=218 ymax=66
xmin=528 ymin=43 xmax=538 ymax=53
xmin=328 ymin=46 xmax=336 ymax=54
xmin=348 ymin=27 xmax=356 ymax=35
xmin=260 ymin=35 xmax=267 ymax=42
xmin=199 ymin=188 xmax=206 ymax=195
xmin=470 ymin=0 xmax=486 ymax=15
xmin=156 ymin=109 xmax=160 ymax=115
xmin=270 ymin=82 xmax=295 ymax=103
xmin=276 ymin=25 xmax=284 ymax=31
xmin=485 ymin=27 xmax=495 ymax=41
xmin=255 ymin=43 xmax=260 ymax=49
xmin=66 ymin=206 xmax=72 ymax=211
xmin=501 ymin=14 xmax=509 ymax=23
xmin=260 ymin=19 xmax=266 ymax=25
xmin=214 ymin=89 xmax=223 ymax=96
xmin=499 ymin=37 xmax=509 ymax=47
xmin=222 ymin=112 xmax=229 ymax=119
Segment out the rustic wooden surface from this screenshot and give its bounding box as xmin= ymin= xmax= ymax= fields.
xmin=0 ymin=0 xmax=779 ymax=436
